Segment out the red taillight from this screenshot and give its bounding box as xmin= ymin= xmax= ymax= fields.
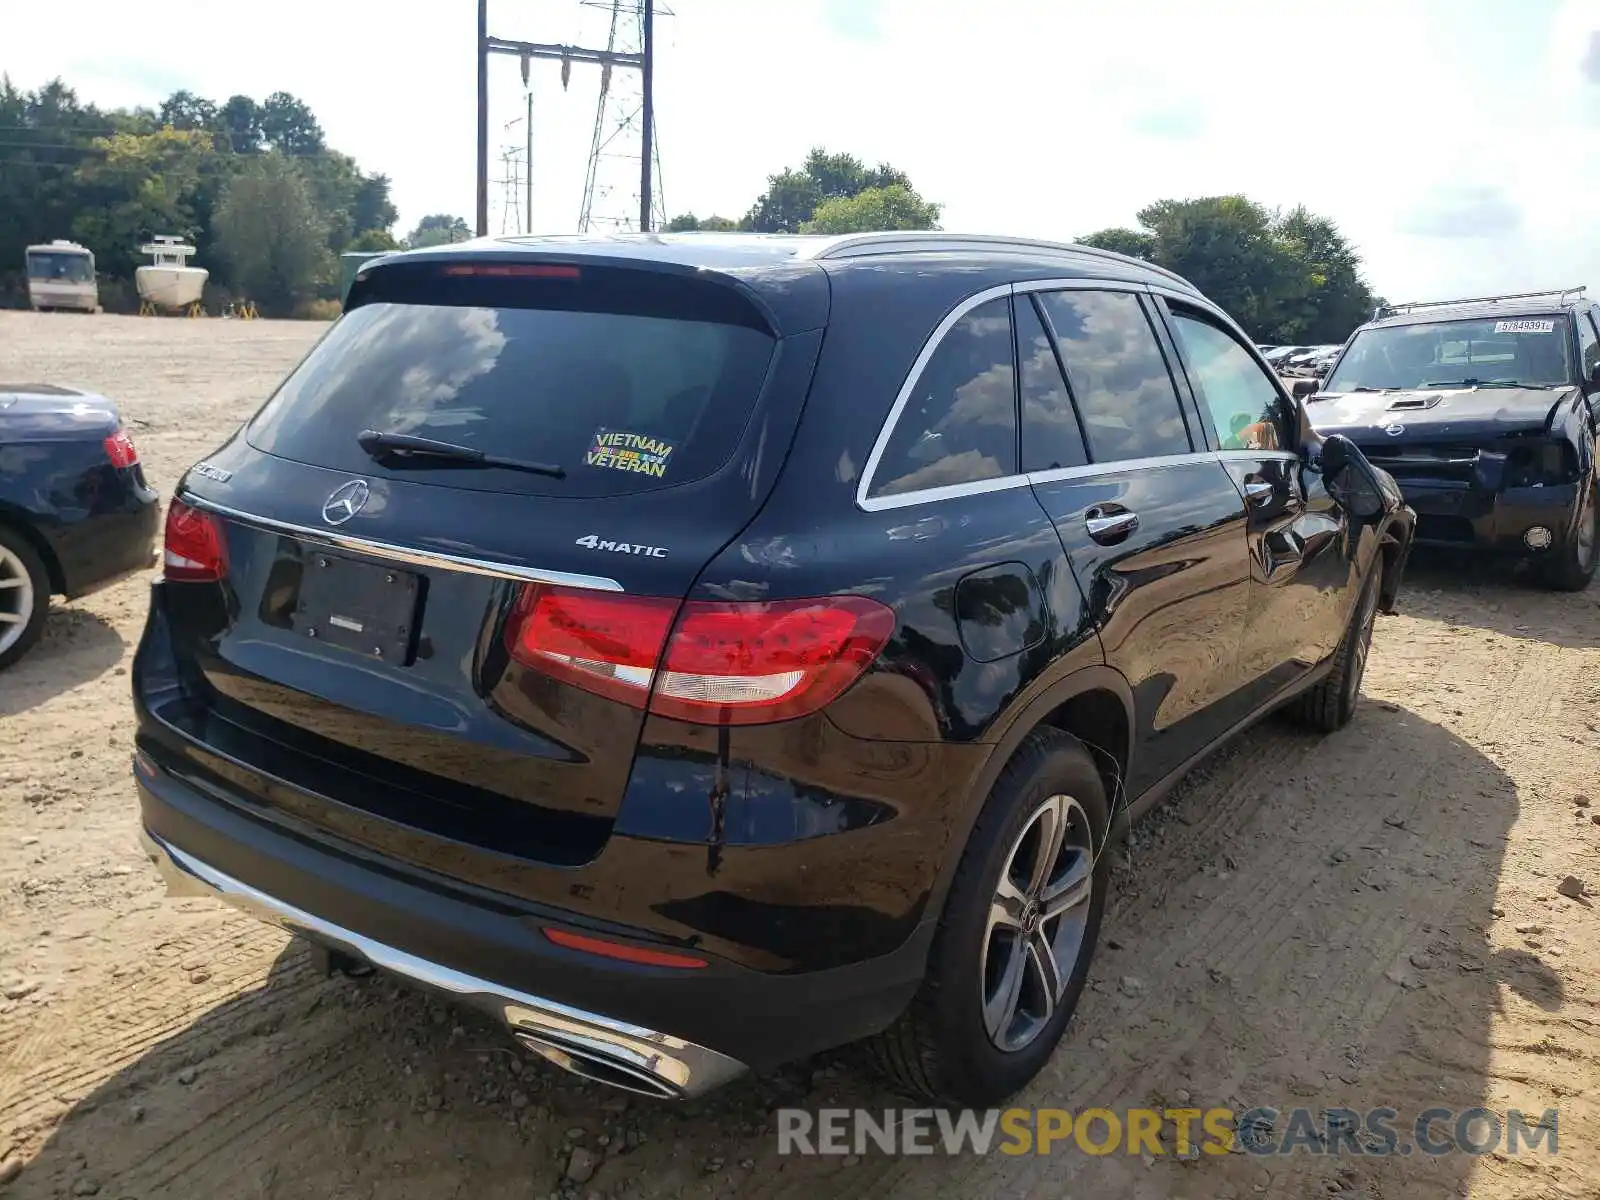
xmin=505 ymin=586 xmax=895 ymax=726
xmin=162 ymin=500 xmax=227 ymax=583
xmin=542 ymin=927 xmax=707 ymax=969
xmin=104 ymin=429 xmax=139 ymax=469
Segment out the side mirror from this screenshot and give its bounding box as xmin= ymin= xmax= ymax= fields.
xmin=1589 ymin=362 xmax=1600 ymax=388
xmin=1320 ymin=434 xmax=1387 ymax=521
xmin=1291 ymin=378 xmax=1319 ymax=399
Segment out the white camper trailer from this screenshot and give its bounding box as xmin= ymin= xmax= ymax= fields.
xmin=25 ymin=240 xmax=98 ymax=313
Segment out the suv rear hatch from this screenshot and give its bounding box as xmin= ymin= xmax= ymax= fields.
xmin=140 ymin=252 xmax=827 ymax=884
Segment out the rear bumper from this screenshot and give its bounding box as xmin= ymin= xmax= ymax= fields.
xmin=134 ymin=755 xmax=929 ymax=1087
xmin=1394 ymin=479 xmax=1581 ymax=554
xmin=56 ymin=480 xmax=161 ymax=599
xmin=141 ymin=824 xmax=742 ymax=1098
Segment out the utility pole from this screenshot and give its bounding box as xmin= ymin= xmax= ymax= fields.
xmin=525 ymin=90 xmax=534 ymax=234
xmin=639 ymin=0 xmax=653 ymax=232
xmin=476 ymin=0 xmax=490 ymax=237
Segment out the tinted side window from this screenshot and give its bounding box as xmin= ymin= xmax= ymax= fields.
xmin=1036 ymin=291 xmax=1191 ymax=463
xmin=869 ymin=297 xmax=1017 ymax=498
xmin=1017 ymin=295 xmax=1088 ymax=472
xmin=1580 ymin=310 xmax=1600 ymax=378
xmin=1168 ymin=312 xmax=1291 ymax=451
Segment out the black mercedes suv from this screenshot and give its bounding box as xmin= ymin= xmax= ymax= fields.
xmin=1305 ymin=287 xmax=1600 ymax=590
xmin=133 ymin=232 xmax=1415 ymax=1107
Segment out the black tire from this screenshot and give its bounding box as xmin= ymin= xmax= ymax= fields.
xmin=0 ymin=524 xmax=50 ymax=671
xmin=1288 ymin=568 xmax=1379 ymax=733
xmin=1537 ymin=481 xmax=1598 ymax=592
xmin=865 ymin=729 xmax=1111 ymax=1106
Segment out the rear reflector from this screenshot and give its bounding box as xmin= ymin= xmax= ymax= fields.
xmin=162 ymin=500 xmax=228 ymax=583
xmin=104 ymin=429 xmax=140 ymax=469
xmin=542 ymin=927 xmax=708 ymax=969
xmin=505 ymin=586 xmax=895 ymax=726
xmin=441 ymin=263 xmax=581 ymax=279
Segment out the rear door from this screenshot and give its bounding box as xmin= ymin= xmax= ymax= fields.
xmin=1021 ymin=285 xmax=1252 ymax=796
xmin=1156 ymin=297 xmax=1353 ymax=705
xmin=159 ymin=259 xmax=820 ymax=876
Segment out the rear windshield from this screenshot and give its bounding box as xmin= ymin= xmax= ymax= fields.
xmin=246 ymin=286 xmax=776 ymax=497
xmin=1326 ymin=315 xmax=1571 ymax=392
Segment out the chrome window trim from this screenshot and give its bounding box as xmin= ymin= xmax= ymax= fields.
xmin=855 ymin=282 xmax=1015 ymax=511
xmin=856 ymin=278 xmax=1171 ymax=512
xmin=177 ymin=491 xmax=626 ymax=592
xmin=1214 ymin=449 xmax=1299 ymax=466
xmin=1026 ymin=450 xmax=1224 ymax=487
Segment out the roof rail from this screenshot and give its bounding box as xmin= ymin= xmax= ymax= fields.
xmin=806 ymin=231 xmax=1198 ymax=292
xmin=1373 ymin=286 xmax=1587 ymax=321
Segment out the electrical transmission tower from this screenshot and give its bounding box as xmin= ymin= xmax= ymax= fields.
xmin=475 ymin=0 xmax=665 ymax=237
xmin=577 ymin=0 xmax=666 ymax=233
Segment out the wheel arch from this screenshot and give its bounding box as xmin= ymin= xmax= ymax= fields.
xmin=925 ymin=665 xmax=1136 ymax=919
xmin=0 ymin=507 xmax=65 ymax=596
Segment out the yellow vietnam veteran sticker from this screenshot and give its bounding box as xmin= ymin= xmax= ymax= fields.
xmin=584 ymin=429 xmax=676 ymax=479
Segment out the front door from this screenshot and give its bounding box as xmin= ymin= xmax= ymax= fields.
xmin=1156 ymin=297 xmax=1355 ymax=712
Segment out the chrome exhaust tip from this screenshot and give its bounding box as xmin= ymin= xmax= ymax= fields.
xmin=514 ymin=1032 xmax=682 ymax=1099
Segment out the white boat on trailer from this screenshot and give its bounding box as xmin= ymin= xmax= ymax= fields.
xmin=136 ymin=236 xmax=208 ymax=315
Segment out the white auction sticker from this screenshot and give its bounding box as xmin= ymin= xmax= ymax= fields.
xmin=1494 ymin=319 xmax=1555 ymax=334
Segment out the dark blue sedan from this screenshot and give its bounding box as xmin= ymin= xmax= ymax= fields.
xmin=0 ymin=384 xmax=160 ymax=669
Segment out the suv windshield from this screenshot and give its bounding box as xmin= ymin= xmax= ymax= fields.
xmin=247 ymin=298 xmax=776 ymax=498
xmin=1325 ymin=315 xmax=1571 ymax=391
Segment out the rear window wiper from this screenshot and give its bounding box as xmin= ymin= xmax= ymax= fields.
xmin=357 ymin=429 xmax=567 ymax=479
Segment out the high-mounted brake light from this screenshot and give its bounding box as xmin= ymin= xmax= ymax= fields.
xmin=440 ymin=263 xmax=581 ymax=279
xmin=162 ymin=500 xmax=228 ymax=583
xmin=504 ymin=586 xmax=895 ymax=726
xmin=104 ymin=429 xmax=140 ymax=469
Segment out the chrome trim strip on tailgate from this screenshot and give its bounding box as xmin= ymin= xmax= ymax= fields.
xmin=178 ymin=491 xmax=625 ymax=592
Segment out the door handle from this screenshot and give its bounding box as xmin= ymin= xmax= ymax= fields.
xmin=1085 ymin=507 xmax=1139 ymax=543
xmin=1244 ymin=479 xmax=1275 ymax=506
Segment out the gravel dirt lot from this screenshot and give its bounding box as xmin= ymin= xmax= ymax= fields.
xmin=3 ymin=310 xmax=1600 ymax=1199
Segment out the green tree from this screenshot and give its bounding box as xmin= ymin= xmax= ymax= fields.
xmin=259 ymin=91 xmax=324 ymax=156
xmin=664 ymin=213 xmax=738 ymax=232
xmin=214 ymin=152 xmax=329 ymax=315
xmin=1077 ymin=227 xmax=1156 ymax=260
xmin=67 ymin=128 xmax=219 ymax=279
xmin=217 ymin=94 xmax=262 ymax=153
xmin=157 ymin=90 xmax=218 ymax=132
xmin=1079 ymin=196 xmax=1376 ymax=343
xmin=802 ymin=183 xmax=941 ymax=233
xmin=406 ymin=214 xmax=472 ymax=248
xmin=742 ymin=147 xmax=933 ymax=233
xmin=348 ymin=228 xmax=400 ymax=252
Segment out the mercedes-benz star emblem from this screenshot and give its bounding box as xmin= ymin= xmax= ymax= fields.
xmin=1383 ymin=422 xmax=1405 ymax=437
xmin=322 ymin=480 xmax=370 ymax=525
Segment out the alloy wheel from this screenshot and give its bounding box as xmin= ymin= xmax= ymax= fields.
xmin=0 ymin=542 xmax=37 ymax=657
xmin=981 ymin=794 xmax=1095 ymax=1052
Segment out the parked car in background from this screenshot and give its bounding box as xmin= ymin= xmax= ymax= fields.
xmin=24 ymin=240 xmax=99 ymax=313
xmin=1305 ymin=287 xmax=1600 ymax=590
xmin=133 ymin=231 xmax=1416 ymax=1108
xmin=0 ymin=385 xmax=160 ymax=668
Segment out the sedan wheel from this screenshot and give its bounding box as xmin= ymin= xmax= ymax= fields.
xmin=0 ymin=530 xmax=49 ymax=670
xmin=982 ymin=793 xmax=1096 ymax=1052
xmin=0 ymin=542 xmax=38 ymax=657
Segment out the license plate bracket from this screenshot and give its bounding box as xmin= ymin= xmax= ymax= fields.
xmin=292 ymin=551 xmax=421 ymax=664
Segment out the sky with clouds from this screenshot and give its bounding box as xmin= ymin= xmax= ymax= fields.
xmin=8 ymin=0 xmax=1600 ymax=303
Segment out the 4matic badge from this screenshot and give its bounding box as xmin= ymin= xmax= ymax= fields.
xmin=575 ymin=534 xmax=668 ymax=558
